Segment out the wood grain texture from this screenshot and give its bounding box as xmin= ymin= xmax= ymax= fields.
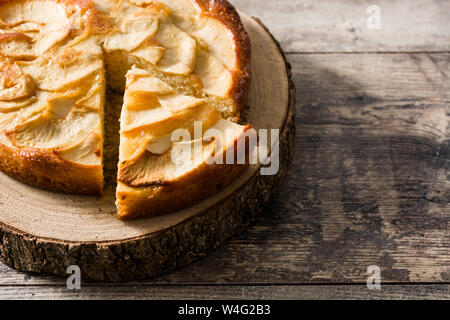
xmin=134 ymin=53 xmax=448 ymax=285
xmin=1 ymin=0 xmax=449 ymax=299
xmin=232 ymin=0 xmax=450 ymax=53
xmin=0 ymin=284 xmax=448 ymax=300
xmin=1 ymin=52 xmax=448 ymax=287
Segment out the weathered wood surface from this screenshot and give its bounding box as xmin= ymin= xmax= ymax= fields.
xmin=233 ymin=0 xmax=450 ymax=53
xmin=0 ymin=284 xmax=448 ymax=300
xmin=1 ymin=0 xmax=449 ymax=298
xmin=1 ymin=52 xmax=448 ymax=287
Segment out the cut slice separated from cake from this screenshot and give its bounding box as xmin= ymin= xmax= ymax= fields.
xmin=116 ymin=67 xmax=256 ymax=220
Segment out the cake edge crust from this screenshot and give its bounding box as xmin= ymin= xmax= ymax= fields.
xmin=195 ymin=0 xmax=252 ymax=121
xmin=0 ymin=142 xmax=103 ymax=195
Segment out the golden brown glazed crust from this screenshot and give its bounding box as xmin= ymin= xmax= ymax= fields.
xmin=0 ymin=33 xmax=32 ymax=42
xmin=194 ymin=0 xmax=251 ymax=120
xmin=117 ymin=163 xmax=248 ymax=220
xmin=0 ymin=143 xmax=102 ymax=194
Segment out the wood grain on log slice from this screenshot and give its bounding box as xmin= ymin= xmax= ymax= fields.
xmin=0 ymin=14 xmax=296 ymax=281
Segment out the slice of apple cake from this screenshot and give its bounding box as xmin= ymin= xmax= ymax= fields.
xmin=117 ymin=67 xmax=255 ymax=219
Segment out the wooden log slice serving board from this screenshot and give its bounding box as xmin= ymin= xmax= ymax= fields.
xmin=0 ymin=14 xmax=296 ymax=281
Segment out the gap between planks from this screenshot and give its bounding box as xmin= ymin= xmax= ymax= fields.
xmin=1 ymin=282 xmax=450 ymax=287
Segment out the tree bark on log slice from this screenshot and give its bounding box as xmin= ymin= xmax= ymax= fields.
xmin=0 ymin=14 xmax=296 ymax=282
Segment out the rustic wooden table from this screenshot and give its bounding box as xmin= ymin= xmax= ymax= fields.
xmin=0 ymin=0 xmax=449 ymax=299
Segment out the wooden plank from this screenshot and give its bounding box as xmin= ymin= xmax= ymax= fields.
xmin=0 ymin=284 xmax=448 ymax=300
xmin=1 ymin=52 xmax=448 ymax=285
xmin=232 ymin=0 xmax=450 ymax=53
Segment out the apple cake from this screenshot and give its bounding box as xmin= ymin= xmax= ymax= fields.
xmin=0 ymin=0 xmax=253 ymax=220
